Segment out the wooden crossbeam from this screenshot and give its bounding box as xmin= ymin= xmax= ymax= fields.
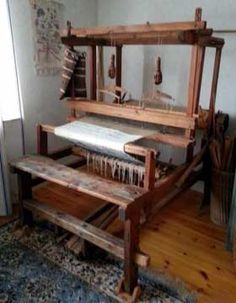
xmin=66 ymin=100 xmax=196 ymax=130
xmin=24 ymin=199 xmax=150 ymax=267
xmin=48 ymin=146 xmax=72 ymax=160
xmin=198 ymin=36 xmax=224 ymax=48
xmin=61 ymin=28 xmax=214 ymax=47
xmin=61 ymin=21 xmax=207 ymax=37
xmin=145 ymin=133 xmax=195 ymax=148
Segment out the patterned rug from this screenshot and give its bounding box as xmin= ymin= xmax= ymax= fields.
xmin=0 ymin=221 xmax=197 ymax=303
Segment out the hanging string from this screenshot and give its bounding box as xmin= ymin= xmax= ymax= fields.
xmin=85 ymin=151 xmax=169 ymax=187
xmin=86 ymin=151 xmax=145 ymax=186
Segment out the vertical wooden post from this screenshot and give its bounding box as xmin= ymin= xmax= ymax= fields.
xmin=124 ymin=217 xmax=139 ymax=293
xmin=201 ymin=148 xmax=212 ymax=207
xmin=185 ymin=8 xmax=206 ymax=162
xmin=192 ymin=46 xmax=206 ymax=114
xmin=116 ymin=45 xmax=122 ymax=102
xmin=144 ymin=150 xmax=156 ymax=190
xmin=202 ymin=47 xmax=223 ymax=207
xmin=185 ymin=45 xmax=205 ymax=162
xmin=119 ymin=207 xmax=140 ymax=295
xmin=90 ymin=45 xmax=97 ymax=100
xmin=208 ymin=47 xmax=222 ymax=136
xmin=37 ymin=124 xmax=48 ymax=155
xmin=17 ymin=172 xmax=33 ymax=226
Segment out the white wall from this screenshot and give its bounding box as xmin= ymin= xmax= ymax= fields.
xmin=97 ymin=0 xmax=148 ymax=100
xmin=97 ymin=0 xmax=236 ymax=132
xmin=8 ymin=0 xmax=97 ymax=154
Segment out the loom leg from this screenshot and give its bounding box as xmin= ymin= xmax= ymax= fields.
xmin=37 ymin=124 xmax=48 ymax=156
xmin=17 ymin=172 xmax=33 ymax=227
xmin=117 ymin=208 xmax=141 ymax=302
xmin=201 ymin=150 xmax=211 ymax=208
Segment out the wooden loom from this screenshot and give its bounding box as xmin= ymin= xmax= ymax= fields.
xmin=11 ymin=8 xmax=224 ymax=302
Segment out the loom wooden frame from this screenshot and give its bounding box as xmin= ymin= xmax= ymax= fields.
xmin=11 ymin=8 xmax=224 ymax=302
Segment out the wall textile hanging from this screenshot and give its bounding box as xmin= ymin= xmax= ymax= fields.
xmin=30 ymin=0 xmax=64 ymax=76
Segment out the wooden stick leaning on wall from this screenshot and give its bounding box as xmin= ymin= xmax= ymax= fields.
xmin=210 ymin=136 xmax=236 ymax=172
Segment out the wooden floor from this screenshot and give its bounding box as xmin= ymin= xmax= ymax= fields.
xmin=1 ymin=184 xmax=235 ymax=303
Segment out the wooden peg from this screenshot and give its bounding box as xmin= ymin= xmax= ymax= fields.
xmin=108 ymin=54 xmax=116 ymax=79
xmin=154 ymin=56 xmax=162 ymax=85
xmin=195 ymin=8 xmax=202 ymax=22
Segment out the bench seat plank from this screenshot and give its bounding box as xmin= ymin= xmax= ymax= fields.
xmin=11 ymin=155 xmax=145 ymax=207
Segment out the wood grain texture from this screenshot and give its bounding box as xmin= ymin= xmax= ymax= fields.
xmin=146 ymin=133 xmax=195 ymax=148
xmin=140 ymin=191 xmax=236 ymax=303
xmin=11 ymin=155 xmax=145 ymax=207
xmin=61 ymin=33 xmax=224 ymax=47
xmin=29 ymin=185 xmax=236 ymax=303
xmin=144 ymin=150 xmax=156 ymax=190
xmin=60 ymin=21 xmax=212 ymax=48
xmin=62 ymin=21 xmax=206 ymax=37
xmin=23 ymin=199 xmax=149 ymax=267
xmin=37 ymin=124 xmax=48 ymax=155
xmin=66 ymin=100 xmax=196 ymax=130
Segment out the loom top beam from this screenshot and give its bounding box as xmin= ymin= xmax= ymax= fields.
xmin=61 ymin=20 xmax=223 ymax=47
xmin=61 ymin=20 xmax=207 ymax=36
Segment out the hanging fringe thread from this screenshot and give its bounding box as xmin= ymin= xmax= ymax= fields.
xmin=86 ymin=151 xmax=169 ymax=187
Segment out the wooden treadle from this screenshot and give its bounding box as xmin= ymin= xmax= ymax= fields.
xmin=11 ymin=155 xmax=145 ymax=207
xmin=23 ymin=199 xmax=149 ymax=267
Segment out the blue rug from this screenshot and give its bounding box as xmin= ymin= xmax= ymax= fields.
xmin=0 ymin=221 xmax=197 ymax=303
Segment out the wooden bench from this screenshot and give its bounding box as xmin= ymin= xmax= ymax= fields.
xmin=11 ymin=154 xmax=149 ymax=300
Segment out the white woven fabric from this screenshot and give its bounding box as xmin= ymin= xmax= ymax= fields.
xmin=55 ymin=121 xmax=142 ymax=161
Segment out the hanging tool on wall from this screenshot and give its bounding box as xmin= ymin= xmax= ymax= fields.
xmin=108 ymin=54 xmax=116 ymax=79
xmin=154 ymin=56 xmax=162 ymax=85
